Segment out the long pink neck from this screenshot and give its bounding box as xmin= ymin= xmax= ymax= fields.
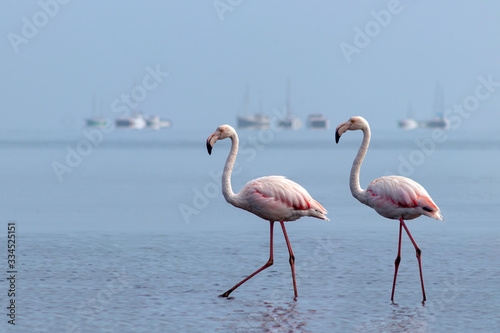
xmin=222 ymin=133 xmax=238 ymax=206
xmin=350 ymin=126 xmax=370 ymax=204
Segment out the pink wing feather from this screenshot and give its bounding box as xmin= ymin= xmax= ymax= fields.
xmin=365 ymin=176 xmax=443 ymax=221
xmin=238 ymin=176 xmax=329 ymax=222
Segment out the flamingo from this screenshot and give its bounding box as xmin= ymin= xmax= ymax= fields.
xmin=335 ymin=116 xmax=443 ymax=302
xmin=206 ymin=124 xmax=329 ymax=299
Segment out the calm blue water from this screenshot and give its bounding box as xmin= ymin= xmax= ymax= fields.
xmin=1 ymin=127 xmax=499 ymax=332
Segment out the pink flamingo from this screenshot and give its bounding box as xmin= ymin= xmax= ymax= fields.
xmin=335 ymin=116 xmax=443 ymax=302
xmin=207 ymin=124 xmax=329 ymax=299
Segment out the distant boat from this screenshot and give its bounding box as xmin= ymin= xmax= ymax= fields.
xmin=277 ymin=114 xmax=301 ymax=130
xmin=420 ymin=116 xmax=449 ymax=129
xmin=237 ymin=114 xmax=270 ymax=129
xmin=146 ymin=115 xmax=172 ymax=130
xmin=398 ymin=118 xmax=419 ymax=130
xmin=86 ymin=117 xmax=110 ymax=128
xmin=307 ymin=113 xmax=329 ymax=129
xmin=398 ymin=102 xmax=418 ymax=130
xmin=420 ymin=83 xmax=449 ymax=130
xmin=86 ymin=94 xmax=110 ymax=128
xmin=277 ymin=80 xmax=301 ymax=130
xmin=236 ymin=85 xmax=270 ymax=129
xmin=115 ymin=112 xmax=147 ymax=129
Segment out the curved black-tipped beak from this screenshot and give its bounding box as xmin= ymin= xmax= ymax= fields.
xmin=335 ymin=122 xmax=347 ymax=144
xmin=206 ymin=139 xmax=213 ymax=155
xmin=206 ymin=132 xmax=219 ymax=155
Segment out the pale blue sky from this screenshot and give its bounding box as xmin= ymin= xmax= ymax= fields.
xmin=1 ymin=0 xmax=499 ymax=131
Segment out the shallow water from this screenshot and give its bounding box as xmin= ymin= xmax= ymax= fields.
xmin=1 ymin=128 xmax=499 ymax=332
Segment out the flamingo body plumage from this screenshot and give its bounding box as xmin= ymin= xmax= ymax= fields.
xmin=364 ymin=175 xmax=443 ymax=221
xmin=236 ymin=175 xmax=329 ymax=222
xmin=207 ymin=124 xmax=328 ymax=299
xmin=335 ymin=116 xmax=443 ymax=302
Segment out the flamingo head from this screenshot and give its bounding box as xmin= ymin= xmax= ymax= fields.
xmin=206 ymin=124 xmax=236 ymax=155
xmin=335 ymin=116 xmax=369 ymax=143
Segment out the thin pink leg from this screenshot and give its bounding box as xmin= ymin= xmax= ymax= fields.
xmin=391 ymin=219 xmax=403 ymax=302
xmin=280 ymin=221 xmax=297 ymax=300
xmin=401 ymin=219 xmax=426 ymax=302
xmin=220 ymin=221 xmax=274 ymax=297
